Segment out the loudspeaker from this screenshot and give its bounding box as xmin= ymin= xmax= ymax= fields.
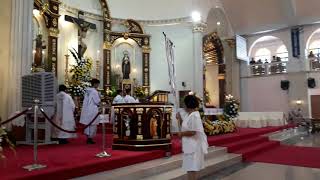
xmin=281 ymin=80 xmax=290 ymax=90
xmin=182 ymin=82 xmax=186 ymax=87
xmin=308 ymin=78 xmax=316 ymax=88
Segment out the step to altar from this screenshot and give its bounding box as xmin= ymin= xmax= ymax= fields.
xmin=73 ymin=146 xmax=242 ymax=180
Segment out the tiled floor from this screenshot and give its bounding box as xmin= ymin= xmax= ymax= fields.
xmin=219 ymin=163 xmax=320 ymax=180
xmin=203 ymin=130 xmax=320 ymax=180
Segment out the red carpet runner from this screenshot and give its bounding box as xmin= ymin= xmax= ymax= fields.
xmin=0 ymin=126 xmax=291 ymax=180
xmin=246 ymin=145 xmax=320 ymax=168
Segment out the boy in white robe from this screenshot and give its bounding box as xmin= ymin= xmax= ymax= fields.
xmin=80 ymin=79 xmax=101 ymax=144
xmin=54 ymin=85 xmax=77 ymax=144
xmin=123 ymin=89 xmax=138 ymax=103
xmin=175 ymin=95 xmax=208 ymax=180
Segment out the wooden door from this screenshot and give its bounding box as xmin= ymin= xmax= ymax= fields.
xmin=311 ymin=95 xmax=320 ymax=118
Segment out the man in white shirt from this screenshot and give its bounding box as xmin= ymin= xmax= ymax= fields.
xmin=123 ymin=89 xmax=138 ymax=103
xmin=53 ymin=85 xmax=77 ymax=144
xmin=80 ymin=79 xmax=101 ymax=144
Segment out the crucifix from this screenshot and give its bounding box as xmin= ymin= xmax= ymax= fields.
xmin=65 ymin=11 xmax=97 ymax=58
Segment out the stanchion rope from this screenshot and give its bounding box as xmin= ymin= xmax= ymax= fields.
xmin=39 ymin=108 xmax=101 ymax=133
xmin=0 ymin=107 xmax=32 ymax=126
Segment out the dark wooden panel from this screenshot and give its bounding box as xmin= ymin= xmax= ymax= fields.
xmin=311 ymin=95 xmax=320 ymax=118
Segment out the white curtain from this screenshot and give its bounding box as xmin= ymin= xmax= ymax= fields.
xmin=0 ymin=0 xmax=33 ymax=124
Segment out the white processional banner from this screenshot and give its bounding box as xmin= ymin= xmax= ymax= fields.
xmin=164 ymin=33 xmax=179 ymax=132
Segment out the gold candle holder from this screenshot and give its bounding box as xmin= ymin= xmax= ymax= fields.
xmin=65 ymin=54 xmax=70 ymax=85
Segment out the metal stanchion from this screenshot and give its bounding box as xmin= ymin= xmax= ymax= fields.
xmin=96 ymin=102 xmax=111 ymax=158
xmin=23 ymin=99 xmax=46 ymax=171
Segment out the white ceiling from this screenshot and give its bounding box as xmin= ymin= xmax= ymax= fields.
xmin=221 ymin=0 xmax=320 ymax=35
xmin=61 ymin=0 xmax=320 ymax=35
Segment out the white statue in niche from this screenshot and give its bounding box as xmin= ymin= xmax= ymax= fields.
xmin=122 ymin=50 xmax=131 ymax=79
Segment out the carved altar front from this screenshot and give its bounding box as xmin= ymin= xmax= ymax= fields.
xmin=112 ymin=103 xmax=173 ymax=151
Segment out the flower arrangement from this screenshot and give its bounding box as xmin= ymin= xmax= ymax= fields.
xmin=106 ymin=86 xmax=117 ymax=97
xmin=204 ymin=89 xmax=211 ymax=104
xmin=68 ymin=48 xmax=93 ymax=97
xmin=203 ymin=118 xmax=236 ymax=136
xmin=134 ymin=86 xmax=146 ymax=98
xmin=223 ymin=94 xmax=240 ymax=121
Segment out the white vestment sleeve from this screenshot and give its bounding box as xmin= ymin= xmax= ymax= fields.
xmin=92 ymin=91 xmax=101 ymax=106
xmin=187 ymin=112 xmax=208 ymax=154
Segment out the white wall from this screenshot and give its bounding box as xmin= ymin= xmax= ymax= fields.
xmin=0 ymin=0 xmax=12 ymax=119
xmin=240 ymin=75 xmax=289 ymax=113
xmin=145 ymin=24 xmax=195 ymax=93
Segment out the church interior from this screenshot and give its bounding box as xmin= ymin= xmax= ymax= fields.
xmin=1 ymin=0 xmax=320 ymax=179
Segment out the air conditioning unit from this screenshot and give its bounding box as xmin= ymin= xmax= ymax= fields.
xmin=19 ymin=72 xmax=57 ymax=145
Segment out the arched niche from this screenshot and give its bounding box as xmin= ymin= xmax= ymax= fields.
xmin=111 ymin=38 xmax=143 ymax=87
xmin=203 ymin=32 xmax=224 ymax=107
xmin=33 ymin=0 xmax=61 ymax=74
xmin=32 ymin=11 xmax=49 ymax=71
xmin=306 ymin=28 xmax=320 ymax=56
xmin=103 ymin=19 xmax=151 ymax=95
xmin=206 ymin=7 xmax=233 ymax=38
xmin=249 ymin=36 xmax=288 ymax=62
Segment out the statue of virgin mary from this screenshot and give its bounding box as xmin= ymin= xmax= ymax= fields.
xmin=122 ymin=51 xmax=131 ymax=79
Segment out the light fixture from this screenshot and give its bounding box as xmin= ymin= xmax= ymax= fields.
xmin=32 ymin=50 xmax=36 ymax=54
xmin=296 ymin=100 xmax=302 ymax=105
xmin=115 ymin=64 xmax=120 ymax=69
xmin=191 ymin=11 xmax=201 ymax=22
xmin=133 ymin=68 xmax=137 ymax=73
xmin=217 ymin=21 xmax=221 ymax=26
xmin=33 ymin=9 xmax=40 ymax=16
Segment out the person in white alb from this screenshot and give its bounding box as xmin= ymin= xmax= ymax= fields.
xmin=175 ymin=95 xmax=208 ymax=180
xmin=123 ymin=89 xmax=138 ymax=103
xmin=53 ymin=85 xmax=77 ymax=144
xmin=113 ymin=89 xmax=125 ymax=104
xmin=80 ymin=79 xmax=101 ymax=144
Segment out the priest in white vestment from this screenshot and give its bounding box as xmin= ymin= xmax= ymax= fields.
xmin=175 ymin=95 xmax=208 ymax=180
xmin=53 ymin=85 xmax=77 ymax=144
xmin=80 ymin=79 xmax=101 ymax=144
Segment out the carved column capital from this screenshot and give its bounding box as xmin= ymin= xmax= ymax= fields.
xmin=225 ymin=38 xmax=236 ymax=48
xmin=193 ymin=23 xmax=207 ymax=33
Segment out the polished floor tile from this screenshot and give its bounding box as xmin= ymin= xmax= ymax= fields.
xmin=220 ymin=163 xmax=320 ymax=180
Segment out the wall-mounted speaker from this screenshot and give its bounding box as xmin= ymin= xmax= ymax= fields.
xmin=308 ymin=78 xmax=316 ymax=88
xmin=281 ymin=80 xmax=290 ymax=90
xmin=182 ymin=82 xmax=186 ymax=87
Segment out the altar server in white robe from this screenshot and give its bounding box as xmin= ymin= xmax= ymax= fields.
xmin=80 ymin=79 xmax=101 ymax=144
xmin=175 ymin=95 xmax=208 ymax=180
xmin=54 ymin=85 xmax=77 ymax=144
xmin=113 ymin=89 xmax=125 ymax=104
xmin=123 ymin=89 xmax=138 ymax=103
xmin=110 ymin=89 xmax=124 ymax=124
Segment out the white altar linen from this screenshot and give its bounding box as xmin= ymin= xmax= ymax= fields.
xmin=235 ymin=112 xmax=287 ymax=128
xmin=203 ymin=108 xmax=223 ymax=115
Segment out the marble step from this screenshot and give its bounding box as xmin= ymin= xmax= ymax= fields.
xmin=141 ymin=153 xmax=242 ymax=180
xmin=75 ymin=146 xmax=227 ymax=180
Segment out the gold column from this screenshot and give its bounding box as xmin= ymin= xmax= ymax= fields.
xmin=136 ymin=108 xmax=144 ymax=140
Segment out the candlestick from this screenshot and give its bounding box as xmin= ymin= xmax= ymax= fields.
xmin=96 ymin=60 xmax=100 ymax=78
xmin=65 ymin=54 xmax=70 ymax=85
